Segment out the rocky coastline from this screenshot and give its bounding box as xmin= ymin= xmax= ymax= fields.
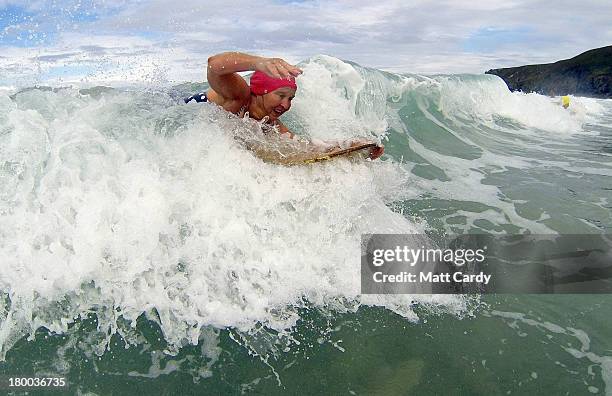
xmin=485 ymin=46 xmax=611 ymax=98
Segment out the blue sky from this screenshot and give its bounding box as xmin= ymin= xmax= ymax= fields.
xmin=1 ymin=0 xmax=611 ymax=86
xmin=0 ymin=1 xmax=107 ymax=46
xmin=463 ymin=26 xmax=536 ymax=53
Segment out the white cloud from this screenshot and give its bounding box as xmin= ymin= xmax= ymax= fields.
xmin=1 ymin=0 xmax=611 ymax=86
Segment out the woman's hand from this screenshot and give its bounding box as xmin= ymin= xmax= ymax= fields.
xmin=349 ymin=138 xmax=385 ymax=160
xmin=255 ymin=57 xmax=302 ymax=79
xmin=368 ymin=145 xmax=384 ymax=160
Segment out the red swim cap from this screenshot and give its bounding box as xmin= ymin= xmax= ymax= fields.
xmin=249 ymin=71 xmax=297 ymax=95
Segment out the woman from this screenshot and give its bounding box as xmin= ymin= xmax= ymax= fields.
xmin=201 ymin=51 xmax=384 ymax=160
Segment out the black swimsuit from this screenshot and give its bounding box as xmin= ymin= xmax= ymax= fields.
xmin=184 ymin=92 xmax=208 ymax=103
xmin=184 ymin=91 xmax=248 ymax=118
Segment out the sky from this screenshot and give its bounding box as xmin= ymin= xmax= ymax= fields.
xmin=1 ymin=0 xmax=611 ymax=86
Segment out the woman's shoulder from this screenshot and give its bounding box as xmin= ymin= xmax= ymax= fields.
xmin=206 ymin=89 xmax=250 ymax=115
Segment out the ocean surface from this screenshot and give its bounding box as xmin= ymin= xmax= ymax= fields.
xmin=1 ymin=55 xmax=611 ymax=395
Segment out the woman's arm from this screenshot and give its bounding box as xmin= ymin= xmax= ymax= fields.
xmin=276 ymin=120 xmax=295 ymax=139
xmin=206 ymin=52 xmax=256 ymax=103
xmin=207 ymin=52 xmax=302 ymax=103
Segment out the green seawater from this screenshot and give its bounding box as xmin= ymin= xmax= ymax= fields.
xmin=1 ymin=59 xmax=612 ymax=395
xmin=3 ymin=296 xmax=611 ymax=395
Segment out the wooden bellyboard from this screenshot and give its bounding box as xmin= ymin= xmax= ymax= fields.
xmin=249 ymin=141 xmax=377 ymax=165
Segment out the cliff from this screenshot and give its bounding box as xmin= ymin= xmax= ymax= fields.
xmin=485 ymin=46 xmax=612 ymax=98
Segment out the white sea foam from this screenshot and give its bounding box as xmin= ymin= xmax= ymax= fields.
xmin=435 ymin=74 xmax=590 ymax=135
xmin=0 ymin=86 xmax=17 ymax=96
xmin=0 ymin=77 xmax=465 ymax=360
xmin=375 ymin=69 xmax=610 ymax=234
xmin=291 ymin=55 xmax=416 ymax=143
xmin=1 ymin=55 xmax=610 ymax=362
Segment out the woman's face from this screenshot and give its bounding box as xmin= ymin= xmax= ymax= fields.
xmin=262 ymin=87 xmax=296 ymax=121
